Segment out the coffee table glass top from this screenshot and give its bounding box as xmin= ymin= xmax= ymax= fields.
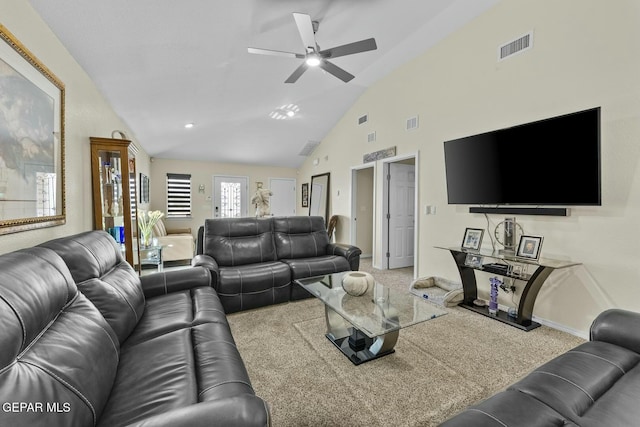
xmin=296 ymin=272 xmax=447 ymax=338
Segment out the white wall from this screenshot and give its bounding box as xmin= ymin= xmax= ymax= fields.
xmin=0 ymin=1 xmax=150 ymax=255
xmin=298 ymin=0 xmax=640 ymax=335
xmin=150 ymin=158 xmax=297 ymax=238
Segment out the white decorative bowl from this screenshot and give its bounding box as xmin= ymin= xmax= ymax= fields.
xmin=341 ymin=271 xmax=374 ymax=296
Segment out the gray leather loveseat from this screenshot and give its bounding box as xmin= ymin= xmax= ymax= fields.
xmin=0 ymin=230 xmax=269 ymax=427
xmin=441 ymin=308 xmax=640 ymax=426
xmin=193 ymin=216 xmax=361 ymax=313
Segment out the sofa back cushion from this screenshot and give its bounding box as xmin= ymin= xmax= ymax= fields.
xmin=152 ymin=218 xmax=168 ymax=236
xmin=39 ymin=230 xmax=145 ymax=344
xmin=0 ymin=247 xmax=119 ymax=426
xmin=273 ymin=216 xmax=330 ymax=259
xmin=203 ymin=218 xmax=276 ymax=266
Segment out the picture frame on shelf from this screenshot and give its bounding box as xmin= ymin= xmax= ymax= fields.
xmin=516 ymin=235 xmax=543 ymax=260
xmin=0 ymin=24 xmax=66 ymax=235
xmin=464 ymin=253 xmax=484 ymax=268
xmin=461 ymin=228 xmax=484 ymax=251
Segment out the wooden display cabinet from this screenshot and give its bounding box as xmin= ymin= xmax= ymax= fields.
xmin=90 ymin=137 xmax=139 ymax=267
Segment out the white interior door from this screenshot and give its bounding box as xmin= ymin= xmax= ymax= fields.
xmin=268 ymin=177 xmax=296 ymax=217
xmin=387 ymin=163 xmax=415 ymax=269
xmin=213 ymin=175 xmax=248 ymax=218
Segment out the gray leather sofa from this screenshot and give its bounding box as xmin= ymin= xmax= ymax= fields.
xmin=192 ymin=216 xmax=361 ymax=313
xmin=0 ymin=230 xmax=269 ymax=427
xmin=440 ymin=308 xmax=640 ymax=426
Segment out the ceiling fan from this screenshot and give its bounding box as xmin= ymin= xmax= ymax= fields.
xmin=248 ymin=12 xmax=377 ymax=83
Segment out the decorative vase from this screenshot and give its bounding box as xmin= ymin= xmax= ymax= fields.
xmin=489 ymin=277 xmax=501 ymax=316
xmin=141 ymin=231 xmax=152 ymax=248
xmin=341 ymin=271 xmax=374 ymax=296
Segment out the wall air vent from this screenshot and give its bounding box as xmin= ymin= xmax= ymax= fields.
xmin=498 ymin=31 xmax=533 ymax=61
xmin=367 ymin=131 xmax=376 ymax=143
xmin=406 ymin=116 xmax=419 ymax=131
xmin=298 ymin=140 xmax=320 ymax=156
xmin=358 ymin=114 xmax=368 ymax=125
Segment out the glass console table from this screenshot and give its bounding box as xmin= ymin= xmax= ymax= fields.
xmin=436 ymin=246 xmax=580 ymax=331
xmin=296 ymin=272 xmax=447 ymax=365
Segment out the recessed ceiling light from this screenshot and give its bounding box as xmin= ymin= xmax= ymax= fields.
xmin=269 ymin=104 xmax=300 ymax=120
xmin=184 ymin=123 xmax=194 ymax=129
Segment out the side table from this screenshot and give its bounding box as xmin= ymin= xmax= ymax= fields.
xmin=139 ymin=245 xmax=164 ymax=272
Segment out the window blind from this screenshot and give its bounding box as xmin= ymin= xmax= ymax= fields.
xmin=166 ymin=173 xmax=192 ymax=217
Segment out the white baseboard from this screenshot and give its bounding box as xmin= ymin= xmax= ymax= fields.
xmin=532 ymin=315 xmax=589 ymax=340
xmin=491 ymin=302 xmax=588 ymax=339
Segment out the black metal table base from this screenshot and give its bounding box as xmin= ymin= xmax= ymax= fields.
xmin=326 ymin=329 xmax=396 ymax=365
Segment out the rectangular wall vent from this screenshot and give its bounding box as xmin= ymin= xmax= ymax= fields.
xmin=298 ymin=140 xmax=320 ymax=156
xmin=358 ymin=114 xmax=368 ymax=125
xmin=498 ymin=31 xmax=533 ymax=61
xmin=406 ymin=116 xmax=419 ymax=131
xmin=367 ymin=131 xmax=376 ymax=143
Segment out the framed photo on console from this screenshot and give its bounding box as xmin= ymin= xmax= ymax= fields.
xmin=461 ymin=228 xmax=484 ymax=251
xmin=517 ymin=235 xmax=543 ymax=260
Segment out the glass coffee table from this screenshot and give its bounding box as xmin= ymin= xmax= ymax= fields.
xmin=296 ymin=272 xmax=447 ymax=365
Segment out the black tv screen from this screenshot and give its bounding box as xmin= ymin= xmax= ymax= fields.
xmin=443 ymin=107 xmax=601 ymax=206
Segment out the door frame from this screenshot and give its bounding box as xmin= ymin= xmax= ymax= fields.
xmin=381 ymin=152 xmax=419 ymax=275
xmin=350 ymin=162 xmax=377 ymax=261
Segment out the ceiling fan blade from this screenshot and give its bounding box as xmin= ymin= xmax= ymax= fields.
xmin=248 ymin=47 xmax=304 ymax=59
xmin=293 ymin=13 xmax=317 ymax=52
xmin=319 ymin=60 xmax=355 ymax=83
xmin=320 ymin=38 xmax=377 ymax=59
xmin=285 ymin=62 xmax=309 ymax=83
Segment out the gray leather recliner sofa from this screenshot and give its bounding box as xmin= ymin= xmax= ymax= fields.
xmin=192 ymin=216 xmax=361 ymax=313
xmin=440 ymin=308 xmax=640 ymax=426
xmin=0 ymin=230 xmax=269 ymax=427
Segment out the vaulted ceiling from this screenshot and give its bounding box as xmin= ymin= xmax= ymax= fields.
xmin=29 ymin=0 xmax=497 ymax=168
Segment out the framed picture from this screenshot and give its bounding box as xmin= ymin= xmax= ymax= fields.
xmin=464 ymin=253 xmax=484 ymax=268
xmin=516 ymin=235 xmax=543 ymax=260
xmin=301 ymin=182 xmax=309 ymax=207
xmin=0 ymin=24 xmax=65 ymax=235
xmin=139 ymin=173 xmax=149 ymax=204
xmin=461 ymin=228 xmax=484 ymax=251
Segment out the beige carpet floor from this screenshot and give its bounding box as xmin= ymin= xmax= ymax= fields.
xmin=227 ymin=260 xmax=585 ymax=426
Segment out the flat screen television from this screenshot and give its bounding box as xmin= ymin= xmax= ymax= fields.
xmin=443 ymin=107 xmax=601 ymax=206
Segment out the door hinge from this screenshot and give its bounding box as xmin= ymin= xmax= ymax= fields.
xmin=386 ymin=252 xmax=390 ymax=258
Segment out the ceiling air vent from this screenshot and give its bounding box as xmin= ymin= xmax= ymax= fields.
xmin=358 ymin=114 xmax=368 ymax=125
xmin=406 ymin=116 xmax=419 ymax=131
xmin=498 ymin=31 xmax=533 ymax=61
xmin=298 ymin=140 xmax=320 ymax=156
xmin=367 ymin=131 xmax=376 ymax=143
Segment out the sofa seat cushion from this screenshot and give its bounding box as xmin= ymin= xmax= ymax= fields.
xmin=281 ymin=255 xmax=351 ymax=280
xmin=99 ymin=321 xmax=254 ymax=427
xmin=441 ymin=389 xmax=579 ymax=427
xmin=124 ymin=286 xmax=229 ymax=346
xmin=509 ymin=340 xmax=640 ymax=424
xmin=218 ymin=261 xmax=291 ymax=313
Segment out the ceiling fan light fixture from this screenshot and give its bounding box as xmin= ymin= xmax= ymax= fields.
xmin=305 ymin=54 xmax=321 ymax=67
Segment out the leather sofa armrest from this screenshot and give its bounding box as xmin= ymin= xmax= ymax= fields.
xmin=126 ymin=395 xmax=270 ymax=427
xmin=140 ymin=267 xmax=211 ymax=299
xmin=590 ymin=308 xmax=640 ymax=354
xmin=191 ymin=254 xmax=220 ymax=286
xmin=327 ymin=243 xmax=362 ymax=271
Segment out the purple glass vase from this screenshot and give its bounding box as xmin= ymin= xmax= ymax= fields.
xmin=489 ymin=277 xmax=502 ymax=315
